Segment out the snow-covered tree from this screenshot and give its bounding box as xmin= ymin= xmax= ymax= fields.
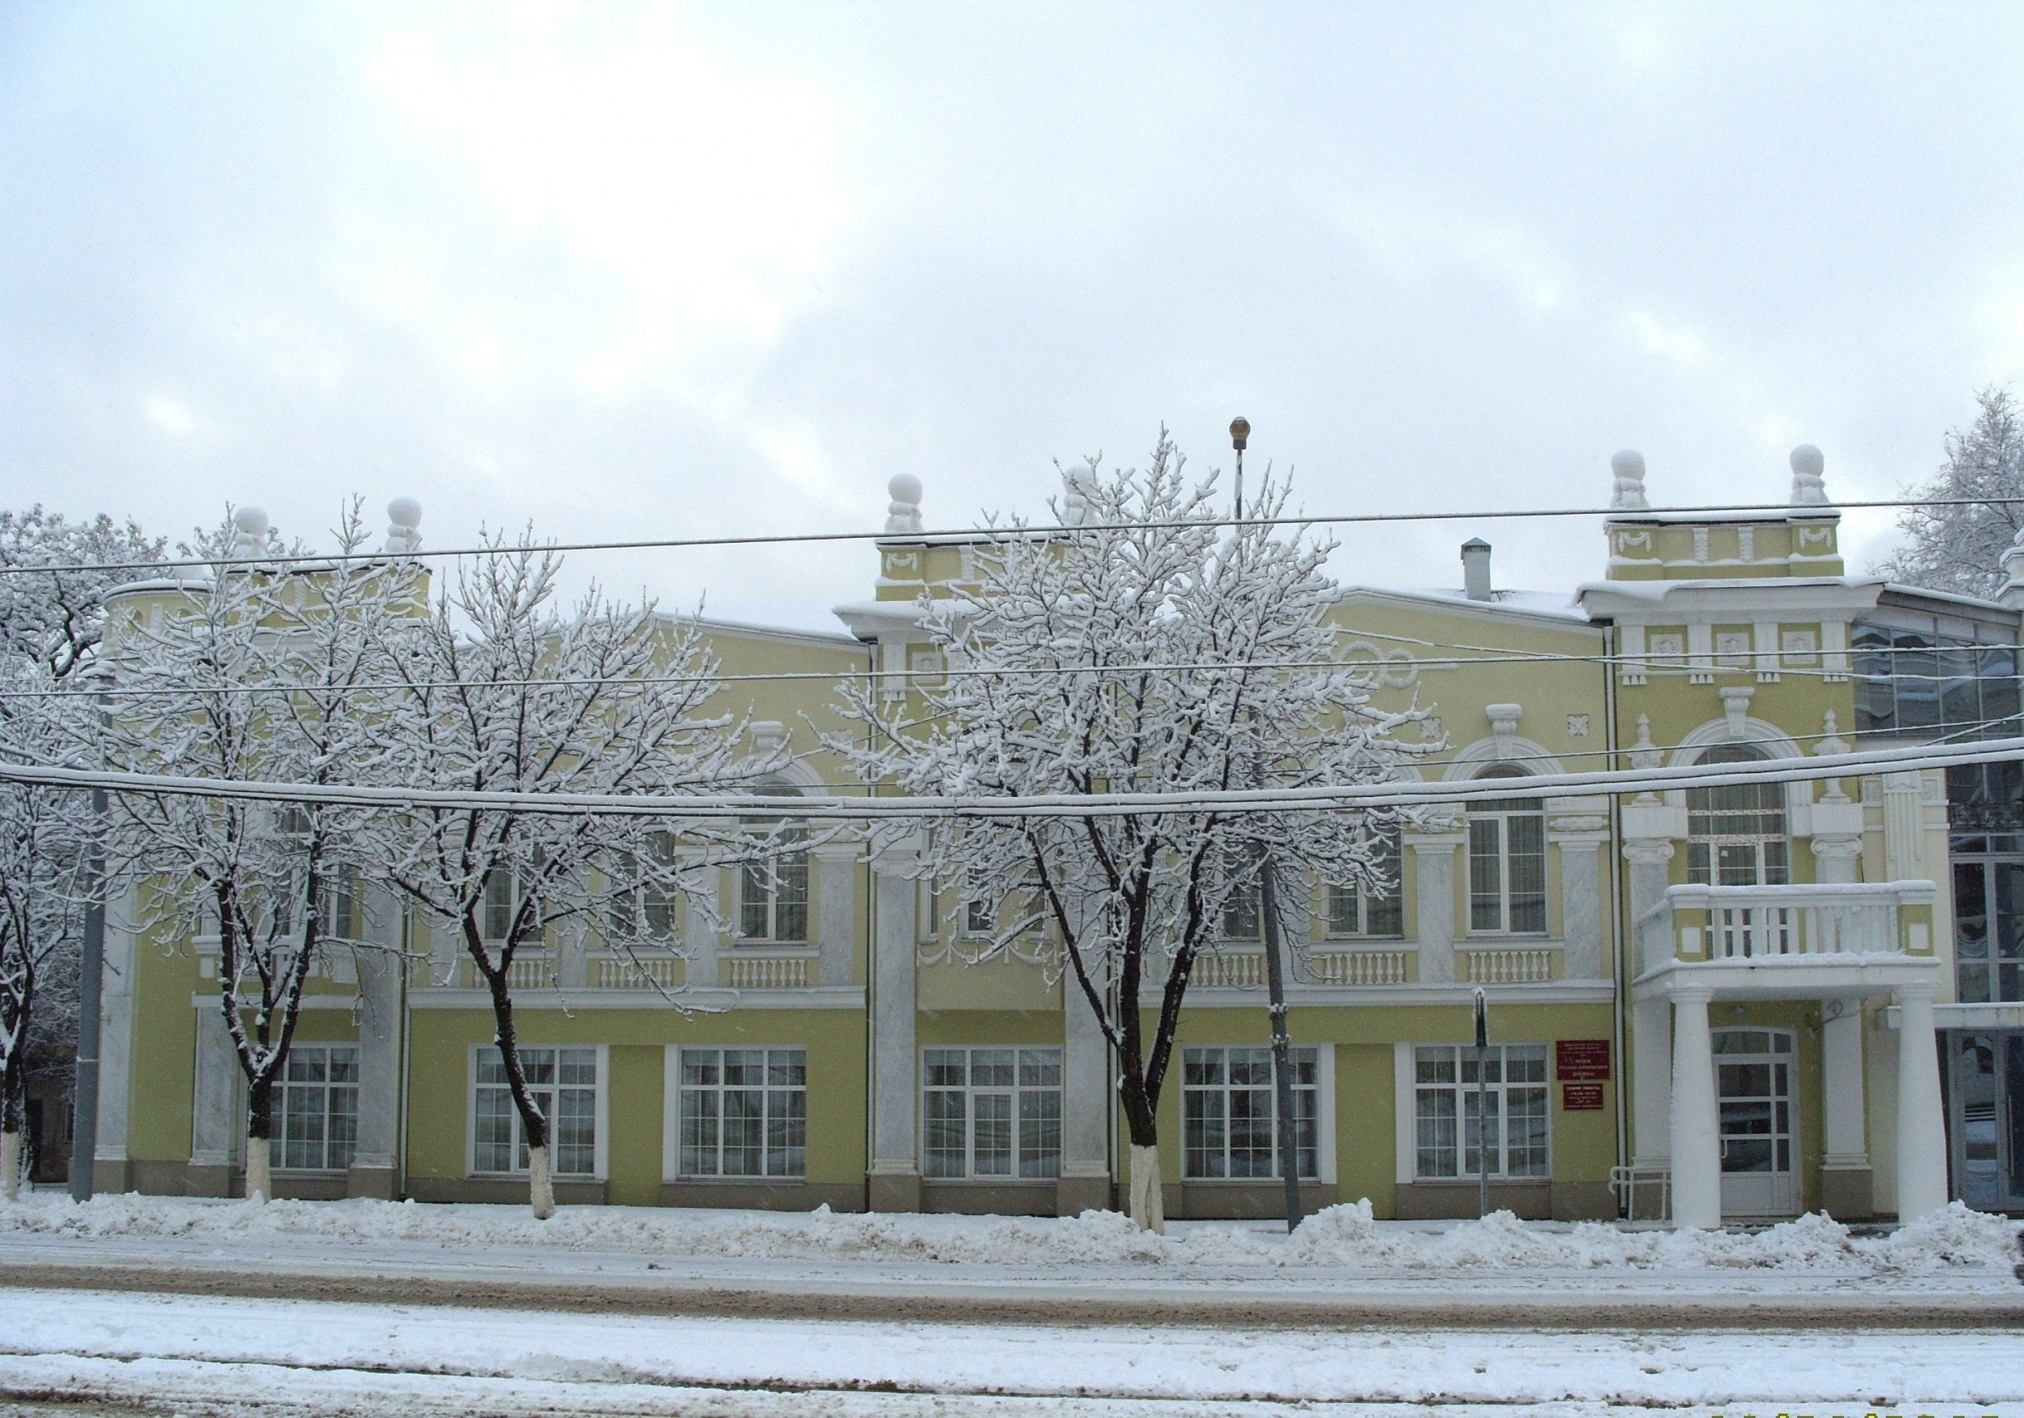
xmin=1878 ymin=386 xmax=2024 ymax=597
xmin=100 ymin=505 xmax=413 ymax=1201
xmin=367 ymin=536 xmax=768 ymax=1218
xmin=0 ymin=662 xmax=93 ymax=1197
xmin=834 ymin=436 xmax=1431 ymax=1231
xmin=0 ymin=505 xmax=161 ymax=1196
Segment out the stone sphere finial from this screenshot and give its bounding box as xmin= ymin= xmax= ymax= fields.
xmin=229 ymin=505 xmax=270 ymax=558
xmin=384 ymin=496 xmax=423 ymax=555
xmin=885 ymin=474 xmax=924 ymax=535
xmin=1609 ymin=449 xmax=1648 ymax=511
xmin=1789 ymin=444 xmax=1829 ymax=507
xmin=1061 ymin=465 xmax=1094 ymax=526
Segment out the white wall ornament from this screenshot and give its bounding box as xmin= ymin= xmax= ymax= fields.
xmin=1339 ymin=639 xmax=1418 ymax=689
xmin=1566 ymin=713 xmax=1590 ymax=738
xmin=1487 ymin=703 xmax=1523 ymax=760
xmin=1718 ymin=686 xmax=1755 ymax=740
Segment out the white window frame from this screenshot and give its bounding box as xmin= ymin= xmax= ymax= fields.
xmin=663 ymin=1045 xmax=809 ymax=1180
xmin=737 ymin=833 xmax=810 ymax=943
xmin=1326 ymin=831 xmax=1405 ymax=939
xmin=1180 ymin=1043 xmax=1335 ymax=1183
xmin=1394 ymin=1041 xmax=1550 ymax=1182
xmin=607 ymin=832 xmax=681 ymax=946
xmin=467 ymin=1043 xmax=608 ymax=1180
xmin=1466 ymin=808 xmax=1547 ymax=936
xmin=273 ymin=1043 xmax=359 ymax=1174
xmin=920 ymin=1046 xmax=1063 ymax=1181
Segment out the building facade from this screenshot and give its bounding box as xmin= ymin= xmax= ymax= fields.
xmin=84 ymin=447 xmax=2024 ymax=1223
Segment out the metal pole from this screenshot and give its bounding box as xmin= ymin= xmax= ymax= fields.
xmin=69 ymin=782 xmax=107 ymax=1202
xmin=1474 ymin=985 xmax=1490 ymax=1219
xmin=1231 ymin=416 xmax=1301 ymax=1234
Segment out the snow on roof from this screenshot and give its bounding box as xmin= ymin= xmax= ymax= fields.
xmin=1341 ymin=585 xmax=1592 ymax=623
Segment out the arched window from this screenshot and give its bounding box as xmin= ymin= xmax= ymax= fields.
xmin=1467 ymin=765 xmax=1546 ymax=935
xmin=739 ymin=781 xmax=809 ymax=942
xmin=1687 ymin=744 xmax=1789 ymax=886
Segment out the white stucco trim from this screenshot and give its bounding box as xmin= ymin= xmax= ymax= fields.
xmin=1665 ymin=716 xmax=1812 ymax=823
xmin=1438 ymin=738 xmax=1570 ymax=781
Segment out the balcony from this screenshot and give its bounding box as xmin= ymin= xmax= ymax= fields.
xmin=1633 ymin=880 xmax=1938 ymax=1001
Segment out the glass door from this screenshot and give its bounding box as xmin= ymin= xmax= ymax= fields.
xmin=1948 ymin=1032 xmax=2024 ymax=1211
xmin=1713 ymin=1028 xmax=1799 ymax=1218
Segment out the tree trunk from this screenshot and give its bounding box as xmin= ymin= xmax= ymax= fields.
xmin=244 ymin=1134 xmax=271 ymax=1202
xmin=1127 ymin=1143 xmax=1165 ymax=1233
xmin=528 ymin=1144 xmax=556 ymax=1219
xmin=1 ymin=1131 xmax=19 ymax=1202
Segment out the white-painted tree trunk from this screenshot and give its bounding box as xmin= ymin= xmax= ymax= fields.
xmin=528 ymin=1144 xmax=556 ymax=1219
xmin=244 ymin=1134 xmax=271 ymax=1202
xmin=1 ymin=1131 xmax=20 ymax=1201
xmin=1128 ymin=1143 xmax=1165 ymax=1234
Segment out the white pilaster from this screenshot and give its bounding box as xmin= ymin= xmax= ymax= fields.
xmin=1552 ymin=824 xmax=1608 ymax=979
xmin=190 ymin=1003 xmax=239 ymax=1169
xmin=1621 ymin=839 xmax=1674 ymax=975
xmin=1411 ymin=832 xmax=1461 ymax=984
xmin=869 ymin=853 xmax=921 ymax=1210
xmin=813 ymin=844 xmax=858 ymax=986
xmin=683 ymin=856 xmax=721 ymax=991
xmin=1669 ymin=985 xmax=1721 ymax=1229
xmin=1881 ymin=771 xmax=1925 ymax=882
xmin=349 ymin=887 xmax=402 ymax=1198
xmin=94 ymin=883 xmax=138 ymax=1184
xmin=1821 ymin=1000 xmax=1868 ymax=1170
xmin=1893 ymin=983 xmax=1949 ymax=1221
xmin=1059 ymin=965 xmax=1111 ymax=1213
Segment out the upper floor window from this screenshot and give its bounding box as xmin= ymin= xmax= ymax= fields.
xmin=608 ymin=830 xmax=680 ymax=945
xmin=481 ymin=862 xmax=543 ymax=945
xmin=1467 ymin=766 xmax=1546 ymax=935
xmin=1686 ymin=744 xmax=1789 ymax=886
xmin=1220 ymin=846 xmax=1262 ymax=942
xmin=739 ymin=782 xmax=808 ymax=943
xmin=1853 ymin=617 xmax=2019 ymax=737
xmin=1327 ymin=829 xmax=1404 ymax=938
xmin=1953 ymin=850 xmax=2024 ymax=1004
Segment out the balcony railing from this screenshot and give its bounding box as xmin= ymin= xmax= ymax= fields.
xmin=1636 ymin=881 xmax=1936 ymax=973
xmin=1195 ymin=945 xmax=1413 ymax=988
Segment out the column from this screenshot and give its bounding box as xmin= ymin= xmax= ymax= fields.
xmin=1818 ymin=998 xmax=1872 ymax=1218
xmin=1630 ymin=995 xmax=1672 ymax=1191
xmin=93 ymin=883 xmax=137 ymax=1192
xmin=868 ymin=852 xmax=921 ymax=1211
xmin=812 ymin=844 xmax=858 ymax=986
xmin=1621 ymin=840 xmax=1674 ymax=976
xmin=1058 ymin=970 xmax=1112 ymax=1215
xmin=187 ymin=1002 xmax=238 ymax=1197
xmin=1893 ymin=982 xmax=1948 ymax=1221
xmin=1552 ymin=822 xmax=1608 ymax=980
xmin=348 ymin=886 xmax=402 ymax=1200
xmin=1411 ymin=830 xmax=1462 ymax=984
xmin=1668 ymin=985 xmax=1721 ymax=1229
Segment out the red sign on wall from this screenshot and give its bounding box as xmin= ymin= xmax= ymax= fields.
xmin=1556 ymin=1039 xmax=1612 ymax=1081
xmin=1562 ymin=1083 xmax=1605 ymax=1111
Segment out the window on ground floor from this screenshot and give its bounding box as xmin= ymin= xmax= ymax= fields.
xmin=1182 ymin=1045 xmax=1319 ymax=1180
xmin=1413 ymin=1043 xmax=1549 ymax=1180
xmin=922 ymin=1047 xmax=1061 ymax=1180
xmin=275 ymin=1044 xmax=358 ymax=1172
xmin=678 ymin=1047 xmax=806 ymax=1178
xmin=473 ymin=1046 xmax=598 ymax=1176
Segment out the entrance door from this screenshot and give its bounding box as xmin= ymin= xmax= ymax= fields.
xmin=1713 ymin=1028 xmax=1799 ymax=1218
xmin=1948 ymin=1032 xmax=2024 ymax=1211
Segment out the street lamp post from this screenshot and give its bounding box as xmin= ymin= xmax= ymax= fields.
xmin=1475 ymin=986 xmax=1491 ymax=1219
xmin=1233 ymin=416 xmax=1303 ymax=1234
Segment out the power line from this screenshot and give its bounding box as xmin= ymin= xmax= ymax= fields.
xmin=0 ymin=492 xmax=2016 ymax=579
xmin=5 ymin=734 xmax=2021 ymax=819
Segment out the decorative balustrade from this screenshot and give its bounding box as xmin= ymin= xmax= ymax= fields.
xmin=1636 ymin=881 xmax=1937 ymax=973
xmin=504 ymin=955 xmax=555 ymax=990
xmin=1308 ymin=948 xmax=1411 ymax=986
xmin=1459 ymin=946 xmax=1558 ymax=984
xmin=728 ymin=953 xmax=812 ymax=989
xmin=595 ymin=955 xmax=681 ymax=990
xmin=1196 ymin=946 xmax=1412 ymax=988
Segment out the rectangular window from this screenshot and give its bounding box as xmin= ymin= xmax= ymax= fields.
xmin=275 ymin=1045 xmax=358 ymax=1172
xmin=739 ymin=828 xmax=809 ymax=941
xmin=1220 ymin=849 xmax=1261 ymax=941
xmin=678 ymin=1047 xmax=806 ymax=1177
xmin=481 ymin=865 xmax=543 ymax=945
xmin=609 ymin=834 xmax=680 ymax=944
xmin=1327 ymin=832 xmax=1404 ymax=938
xmin=472 ymin=1046 xmax=598 ymax=1176
xmin=1182 ymin=1046 xmax=1319 ymax=1180
xmin=922 ymin=1047 xmax=1062 ymax=1179
xmin=1413 ymin=1043 xmax=1549 ymax=1179
xmin=1468 ymin=812 xmax=1546 ymax=934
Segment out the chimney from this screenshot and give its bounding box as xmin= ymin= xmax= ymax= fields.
xmin=1461 ymin=538 xmax=1493 ymax=601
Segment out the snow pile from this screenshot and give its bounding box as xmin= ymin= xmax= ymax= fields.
xmin=4 ymin=1191 xmax=2017 ymax=1276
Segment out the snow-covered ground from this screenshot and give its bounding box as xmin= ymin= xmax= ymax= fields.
xmin=1 ymin=1286 xmax=2020 ymax=1417
xmin=4 ymin=1189 xmax=2018 ymax=1280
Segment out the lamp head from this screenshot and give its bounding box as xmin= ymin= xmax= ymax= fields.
xmin=1229 ymin=416 xmax=1250 ymax=451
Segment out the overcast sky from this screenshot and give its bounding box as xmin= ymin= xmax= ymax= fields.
xmin=4 ymin=2 xmax=2022 ymax=628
